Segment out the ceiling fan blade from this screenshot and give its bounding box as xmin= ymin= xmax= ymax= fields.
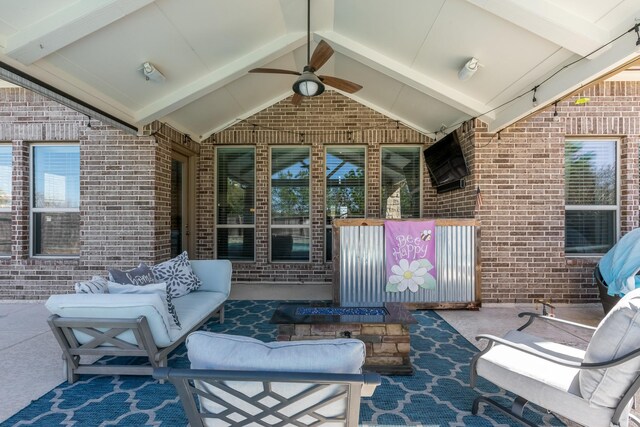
xmin=309 ymin=40 xmax=334 ymax=71
xmin=319 ymin=75 xmax=363 ymax=93
xmin=248 ymin=68 xmax=301 ymax=76
xmin=291 ymin=93 xmax=303 ymax=106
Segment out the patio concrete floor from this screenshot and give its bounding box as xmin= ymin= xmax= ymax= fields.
xmin=0 ymin=298 xmax=610 ymax=424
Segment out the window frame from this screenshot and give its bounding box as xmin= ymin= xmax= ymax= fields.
xmin=30 ymin=142 xmax=80 ymax=259
xmin=564 ymin=138 xmax=620 ymax=257
xmin=0 ymin=143 xmax=11 ymax=258
xmin=214 ymin=145 xmax=256 ymax=263
xmin=269 ymin=145 xmax=311 ymax=263
xmin=324 ymin=144 xmax=367 ymax=263
xmin=379 ymin=144 xmax=423 ymax=219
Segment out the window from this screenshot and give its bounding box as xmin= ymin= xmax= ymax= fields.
xmin=271 ymin=146 xmax=310 ymax=262
xmin=381 ymin=146 xmax=422 ymax=218
xmin=325 ymin=146 xmax=366 ymax=261
xmin=0 ymin=145 xmax=11 ymax=256
xmin=216 ymin=147 xmax=255 ymax=261
xmin=565 ymin=139 xmax=618 ymax=255
xmin=31 ymin=144 xmax=80 ymax=256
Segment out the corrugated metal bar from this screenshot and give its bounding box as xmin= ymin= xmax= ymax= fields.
xmin=339 ymin=224 xmax=476 ymax=306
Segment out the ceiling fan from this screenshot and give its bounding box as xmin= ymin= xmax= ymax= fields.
xmin=248 ymin=0 xmax=362 ymax=106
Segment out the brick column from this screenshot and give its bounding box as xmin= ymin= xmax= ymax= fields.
xmin=12 ymin=140 xmax=29 ymax=260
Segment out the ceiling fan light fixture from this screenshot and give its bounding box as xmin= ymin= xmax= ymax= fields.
xmin=293 ymin=70 xmax=325 ymax=97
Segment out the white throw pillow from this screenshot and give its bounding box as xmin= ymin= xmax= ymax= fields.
xmin=579 ymin=287 xmax=640 ymax=408
xmin=75 ymin=276 xmax=110 ymax=294
xmin=107 ymin=282 xmax=181 ymax=329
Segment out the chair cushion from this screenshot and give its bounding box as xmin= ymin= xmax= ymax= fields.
xmin=168 ymin=292 xmax=226 ymax=341
xmin=187 ymin=332 xmax=365 ymax=374
xmin=187 ymin=333 xmax=366 ymax=426
xmin=475 ymin=330 xmax=628 ymax=427
xmin=107 ymin=281 xmax=181 ymax=329
xmin=579 ymin=287 xmax=640 ymax=408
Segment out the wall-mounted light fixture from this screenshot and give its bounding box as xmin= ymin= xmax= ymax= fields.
xmin=141 ymin=62 xmax=166 ymax=82
xmin=458 ymin=57 xmax=480 ymax=81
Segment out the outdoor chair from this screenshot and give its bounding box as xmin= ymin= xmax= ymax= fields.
xmin=153 ymin=332 xmax=380 ymax=426
xmin=470 ymin=288 xmax=640 ymax=427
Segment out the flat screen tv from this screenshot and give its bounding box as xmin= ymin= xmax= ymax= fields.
xmin=423 ymin=131 xmax=469 ymax=191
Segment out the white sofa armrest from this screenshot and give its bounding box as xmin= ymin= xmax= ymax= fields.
xmin=45 ymin=293 xmax=173 ymax=348
xmin=190 ymin=260 xmax=232 ymax=297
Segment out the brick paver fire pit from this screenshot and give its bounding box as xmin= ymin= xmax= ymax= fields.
xmin=270 ymin=302 xmax=417 ymax=375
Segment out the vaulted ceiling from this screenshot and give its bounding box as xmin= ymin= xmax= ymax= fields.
xmin=0 ymin=0 xmax=639 ymax=140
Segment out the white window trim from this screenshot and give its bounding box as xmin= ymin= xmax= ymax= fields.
xmin=30 ymin=142 xmax=80 ymax=259
xmin=269 ymin=145 xmax=311 ymax=263
xmin=379 ymin=144 xmax=423 ymax=219
xmin=564 ymin=138 xmax=620 ymax=257
xmin=214 ymin=145 xmax=256 ymax=263
xmin=324 ymin=144 xmax=367 ymax=263
xmin=0 ymin=143 xmax=11 ymax=257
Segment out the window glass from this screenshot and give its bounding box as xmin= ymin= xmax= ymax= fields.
xmin=32 ymin=145 xmax=80 ymax=256
xmin=33 ymin=212 xmax=80 ymax=255
xmin=271 ymin=147 xmax=310 ymax=262
xmin=0 ymin=145 xmax=11 ymax=255
xmin=33 ymin=146 xmax=80 ymax=209
xmin=216 ymin=147 xmax=255 ymax=261
xmin=326 ymin=146 xmax=365 ymax=261
xmin=381 ymin=146 xmax=421 ymax=218
xmin=565 ymin=141 xmax=616 ymax=206
xmin=565 ymin=140 xmax=617 ymax=255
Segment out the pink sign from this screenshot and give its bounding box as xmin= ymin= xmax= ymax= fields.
xmin=384 ymin=220 xmax=437 ymax=293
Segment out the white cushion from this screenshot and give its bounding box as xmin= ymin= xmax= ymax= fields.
xmin=169 ymin=291 xmax=226 ymax=341
xmin=189 ymin=260 xmax=232 ymax=296
xmin=188 ymin=332 xmax=365 ymax=373
xmin=46 ymin=293 xmax=173 ymax=348
xmin=187 ymin=332 xmax=366 ymax=426
xmin=476 ymin=330 xmax=630 ymax=427
xmin=107 ymin=281 xmax=181 ymax=329
xmin=580 ymin=287 xmax=640 ymax=408
xmin=74 ymin=276 xmax=109 ymax=294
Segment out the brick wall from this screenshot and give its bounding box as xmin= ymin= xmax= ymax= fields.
xmin=476 ymin=81 xmax=640 ymax=303
xmin=0 ymin=87 xmax=164 ymax=299
xmin=200 ymin=92 xmax=432 ymax=285
xmin=0 ymin=81 xmax=638 ymax=303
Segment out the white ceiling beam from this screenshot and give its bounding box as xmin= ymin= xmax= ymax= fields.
xmin=464 ymin=0 xmax=610 ymax=57
xmin=135 ymin=32 xmax=307 ymax=125
xmin=4 ymin=0 xmax=155 ymax=65
xmin=314 ymin=31 xmax=494 ymax=121
xmin=487 ymin=29 xmax=640 ymax=132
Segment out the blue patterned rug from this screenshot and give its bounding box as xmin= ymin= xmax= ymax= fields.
xmin=2 ymin=301 xmax=564 ymax=426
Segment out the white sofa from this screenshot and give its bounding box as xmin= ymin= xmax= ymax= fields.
xmin=45 ymin=260 xmax=231 ymax=383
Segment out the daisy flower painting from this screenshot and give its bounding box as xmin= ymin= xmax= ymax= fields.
xmin=385 ymin=220 xmax=437 ymax=293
